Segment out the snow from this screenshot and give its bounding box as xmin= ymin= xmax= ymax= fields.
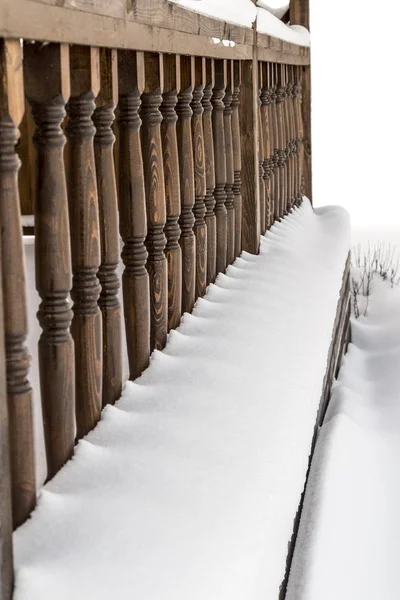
xmin=15 ymin=200 xmax=349 ymax=600
xmin=257 ymin=1 xmax=289 ymax=20
xmin=167 ymin=0 xmax=310 ymax=47
xmin=286 ymin=274 xmax=400 ymax=600
xmin=256 ymin=8 xmax=310 ymax=46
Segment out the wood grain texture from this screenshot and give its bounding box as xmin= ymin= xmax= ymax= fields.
xmin=140 ymin=52 xmax=168 ymax=351
xmin=0 ymin=39 xmax=36 ymax=530
xmin=223 ymin=60 xmax=235 ymax=265
xmin=24 ymin=41 xmax=75 ymax=480
xmin=17 ymin=101 xmax=35 ymax=216
xmin=191 ymin=57 xmax=207 ymax=300
xmin=176 ymin=55 xmax=196 ymax=314
xmin=117 ymin=50 xmax=150 ymax=380
xmin=212 ymin=59 xmax=227 ymax=274
xmin=66 ymin=45 xmax=102 ymax=440
xmin=0 ymin=0 xmax=254 ymax=60
xmin=275 ymin=65 xmax=286 ymax=217
xmin=300 ymin=65 xmax=311 ymax=202
xmin=161 ymin=54 xmax=182 ymax=331
xmin=202 ymin=59 xmax=216 ymax=285
xmin=258 ymin=67 xmax=266 ymax=234
xmin=239 ymin=56 xmax=260 ymax=254
xmin=93 ymin=47 xmax=122 ymax=408
xmin=290 ymin=0 xmax=310 ymax=30
xmin=232 ymin=60 xmax=242 ymax=257
xmin=260 ymin=62 xmax=273 ymax=228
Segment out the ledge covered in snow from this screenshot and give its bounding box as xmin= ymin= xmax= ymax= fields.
xmin=14 ymin=201 xmax=349 ymax=600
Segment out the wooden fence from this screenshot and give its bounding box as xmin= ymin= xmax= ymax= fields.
xmin=0 ymin=0 xmax=311 ymax=596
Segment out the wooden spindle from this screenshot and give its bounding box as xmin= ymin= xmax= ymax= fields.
xmin=287 ymin=65 xmax=295 ymax=209
xmin=224 ymin=60 xmax=235 ymax=264
xmin=212 ymin=59 xmax=227 ymax=273
xmin=0 ymin=224 xmax=13 ymax=597
xmin=191 ymin=57 xmax=207 ymax=298
xmin=282 ymin=64 xmax=290 ymax=212
xmin=258 ymin=62 xmax=266 ymax=234
xmin=117 ymin=50 xmax=150 ymax=379
xmin=291 ymin=65 xmax=300 ymax=204
xmin=161 ymin=54 xmax=182 ymax=331
xmin=239 ymin=58 xmax=261 ymax=254
xmin=294 ymin=66 xmax=304 ymax=204
xmin=176 ymin=55 xmax=196 ymax=314
xmin=140 ymin=52 xmax=168 ymax=351
xmin=202 ymin=59 xmax=216 ymax=284
xmin=275 ymin=64 xmax=286 ymax=217
xmin=260 ymin=62 xmax=273 ymax=229
xmin=270 ymin=64 xmax=280 ymax=220
xmin=24 ymin=42 xmax=75 ymax=478
xmin=93 ymin=48 xmax=122 ymax=408
xmin=0 ymin=39 xmax=35 ymax=528
xmin=231 ymin=60 xmax=242 ymax=257
xmin=66 ymin=45 xmax=102 ymax=440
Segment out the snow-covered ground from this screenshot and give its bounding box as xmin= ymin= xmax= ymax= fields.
xmin=14 ymin=201 xmax=349 ymax=600
xmin=287 ymin=268 xmax=400 ymax=600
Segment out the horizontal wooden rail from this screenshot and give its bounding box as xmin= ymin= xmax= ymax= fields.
xmin=0 ymin=0 xmax=310 ymax=65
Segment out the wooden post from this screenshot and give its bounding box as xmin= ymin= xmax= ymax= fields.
xmin=161 ymin=54 xmax=182 ymax=331
xmin=276 ymin=64 xmax=286 ymax=217
xmin=212 ymin=59 xmax=227 ymax=272
xmin=191 ymin=57 xmax=207 ymax=299
xmin=24 ymin=42 xmax=75 ymax=480
xmin=258 ymin=62 xmax=266 ymax=233
xmin=239 ymin=55 xmax=260 ymax=254
xmin=93 ymin=48 xmax=122 ymax=408
xmin=202 ymin=59 xmax=216 ymax=284
xmin=290 ymin=0 xmax=311 ymax=201
xmin=141 ymin=52 xmax=168 ymax=351
xmin=0 ymin=39 xmax=35 ymax=529
xmin=223 ymin=60 xmax=235 ymax=265
xmin=231 ymin=60 xmax=242 ymax=257
xmin=260 ymin=62 xmax=273 ymax=229
xmin=176 ymin=55 xmax=196 ymax=314
xmin=117 ymin=50 xmax=150 ymax=380
xmin=66 ymin=46 xmax=102 ymax=441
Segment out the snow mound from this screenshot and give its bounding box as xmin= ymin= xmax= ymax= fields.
xmin=257 ymin=8 xmax=310 ymax=46
xmin=257 ymin=1 xmax=289 ymax=20
xmin=287 ymin=275 xmax=400 ymax=600
xmin=14 ymin=200 xmax=349 ymax=600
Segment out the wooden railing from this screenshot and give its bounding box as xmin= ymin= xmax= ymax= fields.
xmin=0 ymin=0 xmax=311 ymax=596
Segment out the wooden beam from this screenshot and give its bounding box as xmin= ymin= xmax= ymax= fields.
xmin=290 ymin=0 xmax=310 ymax=30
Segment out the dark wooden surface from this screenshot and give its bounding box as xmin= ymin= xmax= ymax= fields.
xmin=258 ymin=66 xmax=266 ymax=234
xmin=224 ymin=60 xmax=235 ymax=266
xmin=24 ymin=41 xmax=75 ymax=480
xmin=290 ymin=0 xmax=310 ymax=31
xmin=202 ymin=58 xmax=216 ymax=285
xmin=66 ymin=45 xmax=102 ymax=440
xmin=161 ymin=54 xmax=182 ymax=331
xmin=0 ymin=39 xmax=36 ymax=529
xmin=232 ymin=60 xmax=242 ymax=257
xmin=212 ymin=59 xmax=227 ymax=274
xmin=191 ymin=57 xmax=207 ymax=299
xmin=176 ymin=55 xmax=196 ymax=314
xmin=239 ymin=56 xmax=260 ymax=254
xmin=117 ymin=50 xmax=150 ymax=380
xmin=141 ymin=52 xmax=168 ymax=351
xmin=93 ymin=47 xmax=122 ymax=408
xmin=260 ymin=63 xmax=272 ymax=229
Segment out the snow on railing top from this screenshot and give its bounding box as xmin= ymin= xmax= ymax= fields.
xmin=169 ymin=0 xmax=310 ymax=47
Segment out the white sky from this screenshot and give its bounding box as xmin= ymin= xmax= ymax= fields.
xmin=311 ymin=0 xmax=400 ymax=230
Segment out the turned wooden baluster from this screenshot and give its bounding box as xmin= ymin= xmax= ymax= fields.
xmin=275 ymin=64 xmax=286 ymax=217
xmin=140 ymin=52 xmax=168 ymax=350
xmin=266 ymin=63 xmax=275 ymax=225
xmin=288 ymin=65 xmax=296 ymax=208
xmin=296 ymin=66 xmax=305 ymax=203
xmin=270 ymin=64 xmax=280 ymax=220
xmin=0 ymin=39 xmax=35 ymax=531
xmin=93 ymin=48 xmax=122 ymax=408
xmin=176 ymin=55 xmax=196 ymax=314
xmin=231 ymin=60 xmax=242 ymax=257
xmin=202 ymin=59 xmax=216 ymax=284
xmin=282 ymin=64 xmax=291 ymax=212
xmin=291 ymin=65 xmax=300 ymax=205
xmin=260 ymin=62 xmax=273 ymax=230
xmin=191 ymin=57 xmax=207 ymax=299
xmin=66 ymin=46 xmax=102 ymax=440
xmin=161 ymin=54 xmax=182 ymax=331
xmin=258 ymin=63 xmax=266 ymax=234
xmin=223 ymin=61 xmax=235 ymax=265
xmin=212 ymin=59 xmax=227 ymax=274
xmin=24 ymin=42 xmax=75 ymax=478
xmin=117 ymin=50 xmax=150 ymax=379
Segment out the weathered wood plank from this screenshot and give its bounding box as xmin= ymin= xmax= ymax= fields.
xmin=290 ymin=0 xmax=310 ymax=31
xmin=24 ymin=41 xmax=75 ymax=479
